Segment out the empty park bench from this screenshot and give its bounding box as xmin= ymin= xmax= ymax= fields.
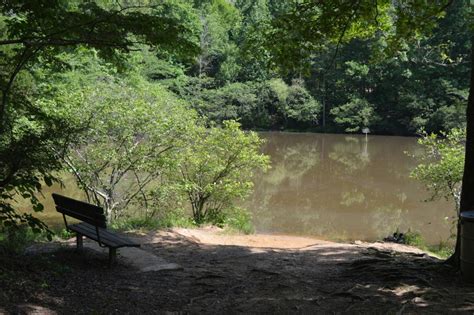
xmin=52 ymin=193 xmax=140 ymax=265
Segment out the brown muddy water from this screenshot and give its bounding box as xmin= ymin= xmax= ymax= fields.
xmin=19 ymin=132 xmax=453 ymax=245
xmin=245 ymin=132 xmax=452 ymax=245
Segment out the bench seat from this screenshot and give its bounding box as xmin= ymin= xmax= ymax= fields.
xmin=69 ymin=222 xmax=140 ymax=249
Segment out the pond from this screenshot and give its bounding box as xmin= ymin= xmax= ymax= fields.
xmin=20 ymin=132 xmax=453 ymax=245
xmin=245 ymin=132 xmax=453 ymax=245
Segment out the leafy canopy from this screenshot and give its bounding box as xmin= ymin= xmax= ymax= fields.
xmin=0 ymin=0 xmax=201 ymax=233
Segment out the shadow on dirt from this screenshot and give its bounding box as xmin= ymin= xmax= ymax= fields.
xmin=2 ymin=231 xmax=473 ymax=314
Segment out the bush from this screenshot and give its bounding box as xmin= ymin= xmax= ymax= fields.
xmin=330 ymin=95 xmax=377 ymax=132
xmin=177 ymin=120 xmax=270 ymax=225
xmin=223 ymin=207 xmax=254 ymax=234
xmin=0 ymin=225 xmax=43 ymax=255
xmin=410 ymin=128 xmax=465 ymax=216
xmin=283 ymin=81 xmax=321 ymax=129
xmin=61 ymin=74 xmax=198 ymax=222
xmin=402 ymin=230 xmax=454 ymax=258
xmin=403 ymin=230 xmax=424 ymax=248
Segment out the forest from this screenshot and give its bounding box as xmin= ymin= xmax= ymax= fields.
xmin=154 ymin=0 xmax=471 ymax=135
xmin=1 ymin=0 xmax=474 ymax=312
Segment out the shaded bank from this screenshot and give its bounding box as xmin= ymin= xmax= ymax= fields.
xmin=1 ymin=228 xmax=471 ymax=314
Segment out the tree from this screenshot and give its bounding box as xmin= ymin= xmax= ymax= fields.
xmin=283 ymin=80 xmax=321 ymax=128
xmin=193 ymin=0 xmax=241 ymax=81
xmin=0 ymin=0 xmax=199 ymax=126
xmin=330 ymin=96 xmax=377 ymax=133
xmin=56 ymin=70 xmax=196 ymax=221
xmin=0 ymin=1 xmax=200 ymax=232
xmin=411 ymin=128 xmax=465 ymax=221
xmin=177 ymin=120 xmax=269 ymax=224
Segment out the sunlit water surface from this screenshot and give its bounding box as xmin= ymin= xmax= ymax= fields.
xmin=244 ymin=132 xmax=452 ymax=245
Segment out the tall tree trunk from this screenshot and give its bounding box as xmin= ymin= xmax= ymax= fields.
xmin=448 ymin=37 xmax=474 ymax=267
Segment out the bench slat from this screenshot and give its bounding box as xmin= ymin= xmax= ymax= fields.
xmin=70 ymin=223 xmax=140 ymax=248
xmin=70 ymin=223 xmax=126 ymax=247
xmin=52 ymin=193 xmax=106 ymax=228
xmin=56 ymin=205 xmax=107 ymax=228
xmin=69 ymin=224 xmax=120 ymax=248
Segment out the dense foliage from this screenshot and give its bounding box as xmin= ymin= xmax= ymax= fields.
xmin=410 ymin=128 xmax=465 ymax=241
xmin=411 ymin=129 xmax=465 ymax=214
xmin=143 ymin=1 xmax=470 ymax=135
xmin=0 ymin=0 xmax=200 ymax=234
xmin=177 ymin=120 xmax=269 ymax=224
xmin=37 ymin=50 xmax=269 ymax=227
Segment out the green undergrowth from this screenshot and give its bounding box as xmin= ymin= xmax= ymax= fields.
xmin=110 ymin=208 xmax=195 ymax=232
xmin=0 ymin=225 xmax=75 ymax=255
xmin=218 ymin=207 xmax=254 ymax=234
xmin=111 ymin=207 xmax=254 ymax=235
xmin=0 ymin=226 xmax=49 ymax=255
xmin=402 ymin=231 xmax=454 ymax=259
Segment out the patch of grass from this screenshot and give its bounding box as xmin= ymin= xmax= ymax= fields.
xmin=426 ymin=241 xmax=455 ymax=259
xmin=196 ymin=206 xmax=254 ymax=234
xmin=403 ymin=231 xmax=424 ymax=248
xmin=111 ymin=206 xmax=254 ymax=234
xmin=403 ymin=230 xmax=454 ymax=259
xmin=159 ymin=208 xmax=195 ymax=228
xmin=111 ymin=208 xmax=194 ymax=232
xmin=45 ymin=227 xmax=75 ymax=241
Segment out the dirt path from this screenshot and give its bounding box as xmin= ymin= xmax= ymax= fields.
xmin=2 ymin=228 xmax=473 ymax=314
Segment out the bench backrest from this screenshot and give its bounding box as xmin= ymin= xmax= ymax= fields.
xmin=52 ymin=193 xmax=107 ymax=228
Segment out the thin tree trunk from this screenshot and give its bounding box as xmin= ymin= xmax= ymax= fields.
xmin=448 ymin=37 xmax=474 ymax=267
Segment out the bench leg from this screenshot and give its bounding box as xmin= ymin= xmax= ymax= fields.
xmin=109 ymin=248 xmax=117 ymax=267
xmin=76 ymin=234 xmax=83 ymax=251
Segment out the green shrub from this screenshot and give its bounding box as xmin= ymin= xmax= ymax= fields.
xmin=111 ymin=208 xmax=194 ymax=232
xmin=402 ymin=230 xmax=454 ymax=259
xmin=0 ymin=225 xmax=44 ymax=254
xmin=403 ymin=230 xmax=424 ymax=248
xmin=177 ymin=120 xmax=270 ymax=225
xmin=55 ymin=228 xmax=74 ymax=240
xmin=223 ymin=207 xmax=254 ymax=234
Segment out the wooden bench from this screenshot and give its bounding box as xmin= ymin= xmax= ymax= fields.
xmin=52 ymin=193 xmax=140 ymax=265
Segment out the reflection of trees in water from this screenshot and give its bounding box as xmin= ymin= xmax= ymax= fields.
xmin=340 ymin=189 xmax=365 ymax=207
xmin=263 ymin=141 xmax=320 ymax=186
xmin=247 ymin=133 xmax=451 ymax=243
xmin=371 ymin=205 xmax=404 ymax=238
xmin=328 ymin=136 xmax=371 ymax=175
xmin=249 ymin=133 xmax=321 ymax=232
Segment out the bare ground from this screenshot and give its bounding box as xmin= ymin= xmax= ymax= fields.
xmin=1 ymin=227 xmax=474 ymax=314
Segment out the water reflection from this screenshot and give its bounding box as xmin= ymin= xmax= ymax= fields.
xmin=247 ymin=132 xmax=452 ymax=245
